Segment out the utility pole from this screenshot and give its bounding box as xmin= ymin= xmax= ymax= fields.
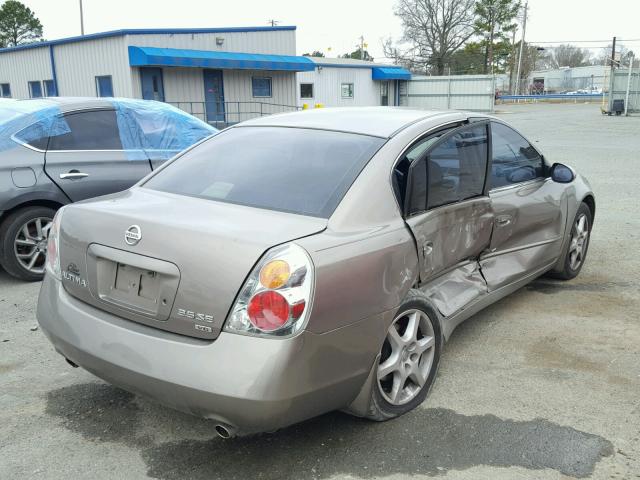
xmin=268 ymin=19 xmax=279 ymax=27
xmin=515 ymin=1 xmax=528 ymax=95
xmin=79 ymin=0 xmax=85 ymax=35
xmin=358 ymin=35 xmax=365 ymax=60
xmin=608 ymin=36 xmax=616 ymax=111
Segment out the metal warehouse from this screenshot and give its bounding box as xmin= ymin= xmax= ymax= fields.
xmin=297 ymin=57 xmax=411 ymax=108
xmin=0 ymin=26 xmax=314 ymax=125
xmin=0 ymin=26 xmax=413 ymax=125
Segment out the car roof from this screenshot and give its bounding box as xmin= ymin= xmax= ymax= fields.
xmin=9 ymin=97 xmax=118 ymax=112
xmin=239 ymin=107 xmax=479 ymax=138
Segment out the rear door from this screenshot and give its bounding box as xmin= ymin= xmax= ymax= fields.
xmin=402 ymin=122 xmax=494 ymax=317
xmin=479 ymin=121 xmax=566 ymax=290
xmin=44 ymin=109 xmax=152 ymax=201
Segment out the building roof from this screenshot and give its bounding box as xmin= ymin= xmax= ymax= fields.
xmin=128 ymin=46 xmax=315 ymax=71
xmin=306 ymin=57 xmax=412 ymax=79
xmin=0 ymin=26 xmax=296 ymax=54
xmin=238 ymin=107 xmax=469 ymax=138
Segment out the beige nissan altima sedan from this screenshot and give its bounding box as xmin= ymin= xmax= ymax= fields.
xmin=37 ymin=107 xmax=595 ymax=437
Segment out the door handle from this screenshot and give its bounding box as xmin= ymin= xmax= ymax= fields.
xmin=422 ymin=242 xmax=433 ymax=257
xmin=495 ymin=215 xmax=512 ymax=227
xmin=59 ymin=171 xmax=89 ymax=180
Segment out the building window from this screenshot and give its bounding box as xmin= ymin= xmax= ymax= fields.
xmin=341 ymin=83 xmax=354 ymax=98
xmin=28 ymin=81 xmax=43 ymax=98
xmin=44 ymin=79 xmax=57 ymax=97
xmin=252 ymin=77 xmax=272 ymax=98
xmin=300 ymin=83 xmax=313 ymax=98
xmin=95 ymin=75 xmax=114 ymax=97
xmin=0 ymin=83 xmax=10 ymax=98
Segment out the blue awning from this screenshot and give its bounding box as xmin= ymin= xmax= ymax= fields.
xmin=371 ymin=67 xmax=411 ymax=80
xmin=128 ymin=46 xmax=316 ymax=72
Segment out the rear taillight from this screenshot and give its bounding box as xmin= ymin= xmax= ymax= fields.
xmin=45 ymin=208 xmax=64 ymax=280
xmin=225 ymin=243 xmax=314 ymax=337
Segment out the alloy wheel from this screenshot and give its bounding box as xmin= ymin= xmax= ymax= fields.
xmin=13 ymin=217 xmax=52 ymax=275
xmin=568 ymin=213 xmax=589 ymax=270
xmin=377 ymin=309 xmax=436 ymax=406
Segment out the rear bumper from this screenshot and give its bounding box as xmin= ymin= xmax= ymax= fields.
xmin=37 ymin=275 xmax=382 ymax=435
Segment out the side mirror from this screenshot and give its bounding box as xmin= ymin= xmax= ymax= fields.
xmin=550 ymin=163 xmax=575 ymax=183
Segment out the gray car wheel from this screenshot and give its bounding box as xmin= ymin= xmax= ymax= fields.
xmin=0 ymin=206 xmax=56 ymax=281
xmin=366 ymin=290 xmax=442 ymax=421
xmin=549 ymin=202 xmax=592 ymax=280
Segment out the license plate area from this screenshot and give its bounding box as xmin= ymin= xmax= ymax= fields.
xmin=87 ymin=244 xmax=179 ymax=320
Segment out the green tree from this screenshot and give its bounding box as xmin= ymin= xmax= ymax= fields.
xmin=341 ymin=48 xmax=373 ymax=61
xmin=448 ymin=42 xmax=485 ymax=74
xmin=474 ymin=0 xmax=520 ymax=73
xmin=302 ymin=50 xmax=325 ymax=57
xmin=0 ymin=0 xmax=43 ymax=47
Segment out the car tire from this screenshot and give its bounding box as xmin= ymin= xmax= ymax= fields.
xmin=0 ymin=206 xmax=56 ymax=281
xmin=549 ymin=202 xmax=592 ymax=281
xmin=365 ymin=290 xmax=442 ymax=422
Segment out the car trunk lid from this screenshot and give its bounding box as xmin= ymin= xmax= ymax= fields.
xmin=58 ymin=187 xmax=327 ymax=340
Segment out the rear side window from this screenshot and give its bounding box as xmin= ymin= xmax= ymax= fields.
xmin=48 ymin=110 xmax=123 ymax=151
xmin=407 ymin=124 xmax=488 ymax=215
xmin=144 ymin=127 xmax=385 ymax=218
xmin=490 ymin=122 xmax=543 ymax=188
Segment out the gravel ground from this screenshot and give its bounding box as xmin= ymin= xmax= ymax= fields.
xmin=1 ymin=103 xmax=639 ymax=480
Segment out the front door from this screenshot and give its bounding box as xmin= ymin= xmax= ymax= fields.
xmin=380 ymin=81 xmax=389 ymax=106
xmin=140 ymin=68 xmax=165 ymax=102
xmin=203 ymin=69 xmax=225 ymax=123
xmin=479 ymin=121 xmax=567 ymax=291
xmin=44 ymin=109 xmax=151 ymax=202
xmin=402 ymin=123 xmax=494 ymax=317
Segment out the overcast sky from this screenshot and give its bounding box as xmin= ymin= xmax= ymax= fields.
xmin=19 ymin=0 xmax=640 ymax=60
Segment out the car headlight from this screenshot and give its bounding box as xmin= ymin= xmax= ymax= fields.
xmin=224 ymin=243 xmax=314 ymax=337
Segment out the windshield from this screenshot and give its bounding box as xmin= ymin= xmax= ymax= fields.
xmin=144 ymin=126 xmax=385 ymax=218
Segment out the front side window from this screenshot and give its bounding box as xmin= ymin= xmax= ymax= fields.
xmin=300 ymin=83 xmax=313 ymax=98
xmin=407 ymin=124 xmax=488 ymax=215
xmin=48 ymin=110 xmax=123 ymax=151
xmin=144 ymin=127 xmax=385 ymax=218
xmin=490 ymin=122 xmax=543 ymax=189
xmin=252 ymin=77 xmax=272 ymax=98
xmin=341 ymin=83 xmax=354 ymax=98
xmin=28 ymin=81 xmax=42 ymax=98
xmin=0 ymin=83 xmax=10 ymax=98
xmin=43 ymin=80 xmax=57 ymax=97
xmin=96 ymin=76 xmax=114 ymax=97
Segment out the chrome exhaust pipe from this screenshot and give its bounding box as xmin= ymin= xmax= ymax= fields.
xmin=214 ymin=424 xmax=235 ymax=439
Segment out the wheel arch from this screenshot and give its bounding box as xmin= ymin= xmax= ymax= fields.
xmin=581 ymin=194 xmax=596 ymax=226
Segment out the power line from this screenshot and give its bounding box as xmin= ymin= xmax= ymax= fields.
xmin=528 ymin=38 xmax=640 ymax=44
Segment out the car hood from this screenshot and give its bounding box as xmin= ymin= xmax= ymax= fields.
xmin=58 ymin=187 xmax=327 ymax=340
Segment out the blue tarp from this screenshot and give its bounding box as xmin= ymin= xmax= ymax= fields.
xmin=0 ymin=98 xmax=216 ymax=159
xmin=110 ymin=98 xmax=217 ymax=160
xmin=0 ymin=99 xmax=70 ymax=152
xmin=371 ymin=67 xmax=412 ymax=80
xmin=128 ymin=45 xmax=316 ymax=72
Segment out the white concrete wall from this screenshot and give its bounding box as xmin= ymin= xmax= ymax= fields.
xmin=401 ymin=75 xmax=495 ymax=112
xmin=0 ymin=47 xmax=52 ymax=99
xmin=296 ymin=67 xmax=383 ymax=107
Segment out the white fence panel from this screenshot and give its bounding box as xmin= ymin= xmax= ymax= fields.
xmin=401 ymin=75 xmax=496 ymax=112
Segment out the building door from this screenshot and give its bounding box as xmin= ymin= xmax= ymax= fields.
xmin=380 ymin=81 xmax=389 ymax=106
xmin=203 ymin=69 xmax=225 ymax=123
xmin=140 ymin=68 xmax=165 ymax=102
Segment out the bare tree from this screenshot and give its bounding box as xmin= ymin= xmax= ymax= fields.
xmin=392 ymin=0 xmax=476 ymax=75
xmin=549 ymin=44 xmax=592 ymax=68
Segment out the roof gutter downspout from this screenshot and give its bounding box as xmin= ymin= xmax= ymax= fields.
xmin=49 ymin=45 xmax=59 ymax=96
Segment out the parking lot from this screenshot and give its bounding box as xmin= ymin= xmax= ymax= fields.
xmin=0 ymin=103 xmax=639 ymax=480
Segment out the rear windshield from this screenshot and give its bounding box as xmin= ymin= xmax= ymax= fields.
xmin=144 ymin=126 xmax=385 ymax=218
